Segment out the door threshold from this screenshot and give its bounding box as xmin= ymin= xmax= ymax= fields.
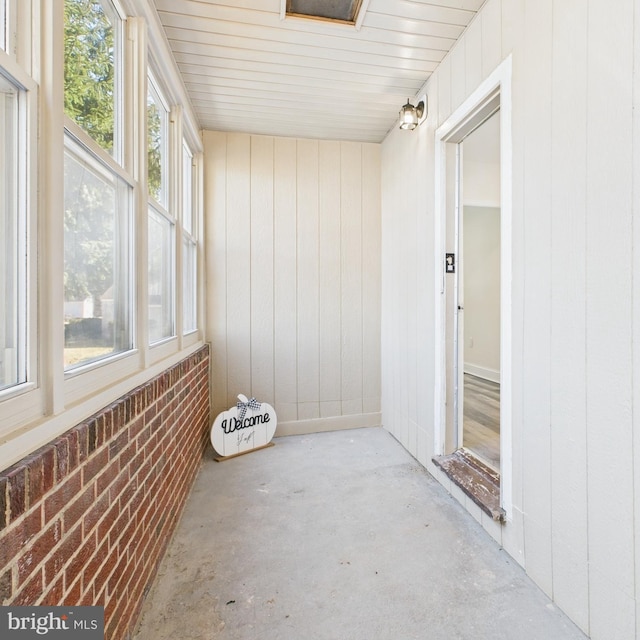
xmin=433 ymin=449 xmax=505 ymax=522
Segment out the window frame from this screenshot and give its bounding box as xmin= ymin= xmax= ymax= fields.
xmin=62 ymin=130 xmax=135 ymax=375
xmin=62 ymin=0 xmax=134 ymax=378
xmin=181 ymin=139 xmax=198 ymax=336
xmin=63 ymin=0 xmax=125 ymax=163
xmin=0 ymin=0 xmax=206 ymax=467
xmin=0 ymin=39 xmax=40 ymax=443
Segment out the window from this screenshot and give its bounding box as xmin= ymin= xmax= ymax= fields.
xmin=0 ymin=72 xmax=25 ymax=391
xmin=64 ymin=0 xmax=122 ymax=158
xmin=148 ymin=206 xmax=174 ymax=343
xmin=63 ymin=140 xmax=132 ymax=370
xmin=147 ymin=75 xmax=168 ymax=207
xmin=182 ymin=141 xmax=197 ymax=334
xmin=63 ymin=0 xmax=132 ymax=371
xmin=147 ymin=74 xmax=174 ymax=344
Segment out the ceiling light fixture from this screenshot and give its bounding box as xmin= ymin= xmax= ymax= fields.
xmin=399 ymin=97 xmax=426 ymax=131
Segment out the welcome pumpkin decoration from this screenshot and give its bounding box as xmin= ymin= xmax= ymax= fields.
xmin=210 ymin=394 xmax=277 ymax=459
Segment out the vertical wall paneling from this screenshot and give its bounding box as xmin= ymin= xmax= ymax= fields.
xmin=381 ymin=0 xmax=640 ymax=636
xmin=274 ymin=137 xmax=299 ymax=422
xmin=481 ymin=0 xmax=502 ymax=77
xmin=503 ymin=0 xmax=526 ymax=564
xmin=296 ymin=140 xmax=321 ymax=419
xmin=633 ymin=2 xmax=640 ymax=635
xmin=464 ymin=16 xmax=482 ymax=99
xmin=319 ymin=141 xmax=343 ymax=418
xmin=204 ymin=131 xmax=228 ymax=416
xmin=586 ymin=1 xmax=635 ymax=637
xmin=450 ymin=39 xmax=466 ymax=113
xmin=520 ymin=0 xmax=554 ymax=596
xmin=549 ymin=0 xmax=589 ymax=630
xmin=362 ymin=146 xmax=381 ymax=416
xmin=225 ymin=134 xmax=252 ymax=400
xmin=437 ymin=55 xmax=452 ymax=128
xmin=250 ymin=136 xmax=275 ymax=403
xmin=340 ymin=143 xmax=364 ymax=416
xmin=205 ymin=133 xmax=381 ymax=433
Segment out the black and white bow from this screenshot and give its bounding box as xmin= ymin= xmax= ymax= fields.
xmin=237 ymin=396 xmax=261 ymax=421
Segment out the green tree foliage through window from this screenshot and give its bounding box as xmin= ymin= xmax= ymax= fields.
xmin=147 ymin=96 xmax=162 ymax=202
xmin=64 ymin=0 xmax=115 ymax=154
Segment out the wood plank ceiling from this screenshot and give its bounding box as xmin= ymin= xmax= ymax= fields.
xmin=152 ymin=0 xmax=486 ymax=143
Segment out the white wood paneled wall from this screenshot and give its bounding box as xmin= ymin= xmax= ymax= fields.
xmin=204 ymin=131 xmax=381 ymax=435
xmin=381 ymin=0 xmax=640 ymax=638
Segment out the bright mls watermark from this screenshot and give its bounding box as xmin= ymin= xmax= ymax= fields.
xmin=1 ymin=607 xmax=104 ymax=639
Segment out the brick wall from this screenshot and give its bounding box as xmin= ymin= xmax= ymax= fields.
xmin=0 ymin=345 xmax=210 ymax=640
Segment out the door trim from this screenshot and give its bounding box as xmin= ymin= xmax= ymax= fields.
xmin=433 ymin=56 xmax=513 ymax=521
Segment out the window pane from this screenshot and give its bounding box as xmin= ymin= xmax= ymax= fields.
xmin=64 ymin=143 xmax=132 ymax=370
xmin=0 ymin=74 xmax=24 ymax=390
xmin=64 ymin=0 xmax=118 ymax=156
xmin=148 ymin=81 xmax=168 ymax=206
xmin=182 ymin=238 xmax=197 ymax=333
xmin=182 ymin=141 xmax=193 ymax=235
xmin=148 ymin=207 xmax=174 ymax=343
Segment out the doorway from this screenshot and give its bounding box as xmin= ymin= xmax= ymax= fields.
xmin=460 ymin=111 xmax=501 ymax=470
xmin=433 ymin=57 xmax=513 ymax=520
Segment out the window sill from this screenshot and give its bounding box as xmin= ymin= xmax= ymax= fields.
xmin=433 ymin=449 xmax=505 ymax=522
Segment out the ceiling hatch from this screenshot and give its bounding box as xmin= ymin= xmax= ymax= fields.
xmin=285 ymin=0 xmax=366 ymax=25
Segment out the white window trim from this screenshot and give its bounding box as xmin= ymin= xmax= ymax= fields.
xmin=0 ymin=0 xmax=205 ymax=469
xmin=0 ymin=45 xmax=41 ymax=434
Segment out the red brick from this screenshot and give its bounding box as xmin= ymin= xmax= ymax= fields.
xmin=108 ymin=428 xmax=129 ymax=461
xmin=107 ymin=508 xmax=130 ymax=549
xmin=83 ymin=447 xmax=109 ymax=485
xmin=96 ymin=461 xmax=119 ymax=497
xmin=107 ymin=551 xmax=129 ymax=595
xmin=129 ymin=415 xmax=145 ymax=440
xmin=103 ymin=408 xmax=114 ymax=442
xmin=74 ymin=424 xmax=89 ymax=464
xmin=82 ymin=536 xmax=109 ymax=589
xmin=40 ymin=574 xmax=64 ymax=605
xmin=41 ymin=447 xmax=56 ymax=494
xmin=12 ymin=569 xmax=43 ymax=605
xmin=97 ymin=500 xmax=121 ymax=543
xmin=83 ymin=492 xmax=109 ymax=535
xmin=0 ymin=568 xmax=12 ymax=601
xmin=44 ymin=524 xmax=82 ymax=583
xmin=17 ymin=518 xmax=62 ymax=584
xmin=0 ymin=509 xmax=41 ymax=570
xmin=94 ymin=547 xmax=118 ymax=596
xmin=54 ymin=438 xmax=69 ymax=480
xmin=67 ymin=430 xmax=80 ymax=472
xmin=65 ymin=532 xmax=97 ymax=587
xmin=0 ymin=477 xmax=7 ymax=531
xmin=64 ymin=483 xmax=95 ymax=531
xmin=87 ymin=418 xmax=98 ymax=454
xmin=24 ymin=455 xmax=44 ymax=506
xmin=80 ymin=584 xmax=95 ymax=605
xmin=65 ymin=574 xmax=82 ymax=604
xmin=44 ymin=471 xmax=81 ymax=525
xmin=93 ymin=414 xmax=105 ymax=448
xmin=7 ymin=465 xmax=26 ymax=522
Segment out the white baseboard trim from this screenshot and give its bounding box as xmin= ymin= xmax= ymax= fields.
xmin=275 ymin=412 xmax=382 ymax=437
xmin=464 ymin=363 xmax=500 ymax=383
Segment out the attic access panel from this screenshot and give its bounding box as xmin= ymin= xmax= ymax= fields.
xmin=286 ymin=0 xmax=364 ymax=24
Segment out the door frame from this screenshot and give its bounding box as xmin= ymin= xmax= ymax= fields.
xmin=433 ymin=56 xmax=513 ymax=520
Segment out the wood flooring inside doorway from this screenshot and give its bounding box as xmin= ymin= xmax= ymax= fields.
xmin=463 ymin=373 xmax=500 ymax=469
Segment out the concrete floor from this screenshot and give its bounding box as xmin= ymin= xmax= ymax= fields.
xmin=133 ymin=427 xmax=587 ymax=640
